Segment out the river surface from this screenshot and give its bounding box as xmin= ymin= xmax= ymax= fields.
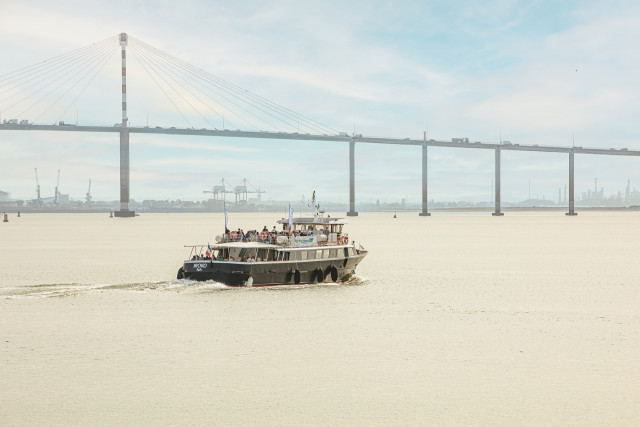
xmin=1 ymin=212 xmax=639 ymax=426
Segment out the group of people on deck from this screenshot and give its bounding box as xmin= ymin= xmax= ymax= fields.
xmin=224 ymin=225 xmax=298 ymax=243
xmin=221 ymin=223 xmax=339 ymax=245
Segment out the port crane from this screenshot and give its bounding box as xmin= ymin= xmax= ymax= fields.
xmin=204 ymin=178 xmax=265 ymax=204
xmin=85 ymin=179 xmax=92 ymax=204
xmin=203 ymin=177 xmax=232 ymax=201
xmin=34 ymin=168 xmax=42 ymax=207
xmin=54 ymin=170 xmax=60 ymax=205
xmin=233 ymin=178 xmax=265 ymax=204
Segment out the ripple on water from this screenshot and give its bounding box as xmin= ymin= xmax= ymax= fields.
xmin=0 ymin=276 xmax=367 ymax=299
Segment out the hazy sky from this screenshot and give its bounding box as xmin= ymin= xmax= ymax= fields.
xmin=1 ymin=0 xmax=640 ymax=204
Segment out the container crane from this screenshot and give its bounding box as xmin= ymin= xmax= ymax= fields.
xmin=85 ymin=179 xmax=92 ymax=204
xmin=203 ymin=177 xmax=233 ymax=201
xmin=34 ymin=168 xmax=42 ymax=206
xmin=233 ymin=178 xmax=265 ymax=204
xmin=54 ymin=170 xmax=60 ymax=205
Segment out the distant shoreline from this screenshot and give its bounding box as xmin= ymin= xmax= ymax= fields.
xmin=2 ymin=206 xmax=640 ymax=214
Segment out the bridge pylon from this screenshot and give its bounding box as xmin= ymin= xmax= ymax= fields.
xmin=114 ymin=32 xmax=135 ymax=218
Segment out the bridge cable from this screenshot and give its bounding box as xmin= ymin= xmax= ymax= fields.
xmin=128 ymin=41 xmax=230 ymax=130
xmin=134 ymin=36 xmax=329 ymax=133
xmin=128 ymin=44 xmax=198 ymax=130
xmin=128 ymin=36 xmax=337 ymax=135
xmin=0 ymin=36 xmax=119 ymax=122
xmin=23 ymin=40 xmax=119 ymax=122
xmin=130 ymin=37 xmax=276 ymax=131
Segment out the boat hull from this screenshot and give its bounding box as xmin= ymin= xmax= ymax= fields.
xmin=180 ymin=253 xmax=367 ymax=286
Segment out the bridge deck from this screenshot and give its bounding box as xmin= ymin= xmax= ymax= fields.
xmin=1 ymin=123 xmax=639 ymax=156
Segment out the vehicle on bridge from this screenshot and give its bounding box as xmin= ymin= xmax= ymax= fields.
xmin=452 ymin=137 xmax=469 ymax=143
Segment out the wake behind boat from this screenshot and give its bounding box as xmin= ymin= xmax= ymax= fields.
xmin=177 ymin=204 xmax=367 ymax=287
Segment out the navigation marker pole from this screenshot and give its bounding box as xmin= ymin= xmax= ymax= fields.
xmin=115 ymin=32 xmax=135 ymax=217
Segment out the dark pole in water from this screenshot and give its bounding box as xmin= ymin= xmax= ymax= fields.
xmin=347 ymin=137 xmax=358 ymax=216
xmin=492 ymin=147 xmax=504 ymax=216
xmin=566 ymin=149 xmax=578 ymax=216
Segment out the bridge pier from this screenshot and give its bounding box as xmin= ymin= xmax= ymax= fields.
xmin=347 ymin=138 xmax=358 ymax=216
xmin=419 ymin=141 xmax=430 ymax=216
xmin=492 ymin=147 xmax=504 ymax=216
xmin=114 ymin=128 xmax=135 ymax=217
xmin=566 ymin=150 xmax=578 ymax=216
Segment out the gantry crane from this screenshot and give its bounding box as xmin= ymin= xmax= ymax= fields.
xmin=203 ymin=177 xmax=233 ymax=201
xmin=204 ymin=178 xmax=266 ymax=204
xmin=85 ymin=179 xmax=92 ymax=204
xmin=233 ymin=178 xmax=265 ymax=204
xmin=34 ymin=168 xmax=42 ymax=206
xmin=54 ymin=170 xmax=60 ymax=205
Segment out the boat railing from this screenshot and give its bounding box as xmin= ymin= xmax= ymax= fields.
xmin=216 ymin=231 xmax=351 ymax=246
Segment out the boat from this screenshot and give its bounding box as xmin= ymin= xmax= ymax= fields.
xmin=177 ymin=208 xmax=368 ymax=287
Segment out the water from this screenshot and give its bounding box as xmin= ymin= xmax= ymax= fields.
xmin=1 ymin=212 xmax=639 ymax=425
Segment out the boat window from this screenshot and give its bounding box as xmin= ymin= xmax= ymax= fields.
xmin=229 ymin=248 xmax=241 ymax=261
xmin=237 ymin=248 xmax=256 ymax=260
xmin=300 ymin=251 xmax=308 ymax=260
xmin=322 ymin=249 xmax=329 ymax=259
xmin=329 ymin=249 xmax=337 ymax=258
xmin=307 ymin=250 xmax=316 ymax=260
xmin=281 ymin=251 xmax=290 ymax=261
xmin=257 ymin=249 xmax=269 ymax=261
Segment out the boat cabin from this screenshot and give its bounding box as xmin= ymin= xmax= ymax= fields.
xmin=277 ymin=216 xmax=347 ymax=235
xmin=185 ymin=241 xmax=359 ymax=264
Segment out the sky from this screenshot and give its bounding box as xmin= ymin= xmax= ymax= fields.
xmin=1 ymin=0 xmax=640 ymax=205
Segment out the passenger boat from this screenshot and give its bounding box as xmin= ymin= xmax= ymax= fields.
xmin=177 ymin=208 xmax=367 ymax=287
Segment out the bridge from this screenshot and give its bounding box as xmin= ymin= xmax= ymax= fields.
xmin=1 ymin=33 xmax=639 ymax=217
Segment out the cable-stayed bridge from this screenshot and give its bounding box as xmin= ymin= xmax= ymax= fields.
xmin=1 ymin=33 xmax=639 ymax=217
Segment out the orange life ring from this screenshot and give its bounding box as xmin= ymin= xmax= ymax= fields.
xmin=230 ymin=231 xmax=237 ymax=240
xmin=260 ymin=231 xmax=268 ymax=241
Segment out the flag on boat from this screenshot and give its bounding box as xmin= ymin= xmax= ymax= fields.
xmin=224 ymin=203 xmax=228 ymax=230
xmin=206 ymin=244 xmax=212 ymax=258
xmin=288 ymin=204 xmax=294 ymax=231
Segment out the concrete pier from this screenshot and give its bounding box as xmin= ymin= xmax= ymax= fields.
xmin=347 ymin=138 xmax=358 ymax=216
xmin=492 ymin=147 xmax=504 ymax=216
xmin=566 ymin=150 xmax=578 ymax=216
xmin=419 ymin=141 xmax=430 ymax=216
xmin=114 ymin=128 xmax=135 ymax=217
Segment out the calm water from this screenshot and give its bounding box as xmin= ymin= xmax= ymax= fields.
xmin=1 ymin=212 xmax=639 ymax=426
